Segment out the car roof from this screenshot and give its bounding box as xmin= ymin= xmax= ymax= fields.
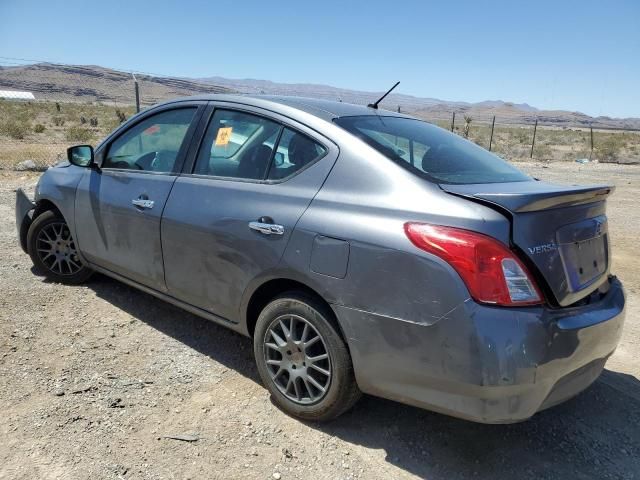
xmin=160 ymin=94 xmax=413 ymax=122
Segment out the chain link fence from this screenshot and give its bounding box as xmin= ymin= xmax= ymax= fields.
xmin=1 ymin=60 xmax=639 ymax=170
xmin=408 ymin=111 xmax=640 ymax=165
xmin=0 ymin=61 xmax=233 ymax=170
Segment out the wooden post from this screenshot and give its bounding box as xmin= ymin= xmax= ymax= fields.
xmin=489 ymin=115 xmax=496 ymax=151
xmin=132 ymin=73 xmax=140 ymax=113
xmin=530 ymin=118 xmax=538 ymax=158
xmin=590 ymin=125 xmax=594 ymax=159
xmin=134 ymin=80 xmax=140 ymax=113
xmin=451 ymin=112 xmax=455 ymax=132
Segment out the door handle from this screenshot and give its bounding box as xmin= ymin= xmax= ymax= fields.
xmin=249 ymin=221 xmax=284 ymax=235
xmin=132 ymin=198 xmax=154 ymax=209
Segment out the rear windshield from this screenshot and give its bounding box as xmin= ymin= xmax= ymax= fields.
xmin=334 ymin=115 xmax=530 ymax=184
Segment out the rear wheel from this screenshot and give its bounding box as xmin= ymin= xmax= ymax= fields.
xmin=253 ymin=292 xmax=361 ymax=421
xmin=27 ymin=210 xmax=92 ymax=284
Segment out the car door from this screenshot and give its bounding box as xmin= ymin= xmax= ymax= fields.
xmin=74 ymin=103 xmax=203 ymax=291
xmin=161 ymin=104 xmax=338 ymax=321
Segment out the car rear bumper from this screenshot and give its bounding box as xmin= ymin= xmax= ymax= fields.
xmin=334 ymin=276 xmax=625 ymax=423
xmin=15 ymin=188 xmax=35 ymax=253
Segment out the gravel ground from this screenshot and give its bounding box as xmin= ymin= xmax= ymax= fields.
xmin=1 ymin=162 xmax=639 ymax=480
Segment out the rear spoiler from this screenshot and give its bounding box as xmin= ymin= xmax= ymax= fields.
xmin=440 ymin=181 xmax=614 ymax=213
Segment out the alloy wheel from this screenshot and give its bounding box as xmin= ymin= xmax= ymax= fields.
xmin=263 ymin=314 xmax=332 ymax=405
xmin=35 ymin=221 xmax=82 ymax=276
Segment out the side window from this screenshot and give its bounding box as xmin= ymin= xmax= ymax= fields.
xmin=266 ymin=128 xmax=327 ymax=180
xmin=104 ymin=108 xmax=196 ymax=172
xmin=194 ymin=110 xmax=281 ymax=179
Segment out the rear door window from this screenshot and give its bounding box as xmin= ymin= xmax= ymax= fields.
xmin=194 ymin=110 xmax=326 ymax=181
xmin=194 ymin=109 xmax=280 ymax=179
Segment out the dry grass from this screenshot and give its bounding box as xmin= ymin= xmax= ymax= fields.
xmin=453 ymin=123 xmax=640 ymax=164
xmin=0 ymin=100 xmax=135 ymax=169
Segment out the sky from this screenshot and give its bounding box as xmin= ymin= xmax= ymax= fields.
xmin=1 ymin=0 xmax=639 ymax=118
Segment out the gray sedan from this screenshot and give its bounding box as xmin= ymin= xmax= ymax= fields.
xmin=15 ymin=95 xmax=625 ymax=423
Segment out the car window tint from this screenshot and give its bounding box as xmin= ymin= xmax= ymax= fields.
xmin=195 ymin=110 xmax=281 ymax=179
xmin=267 ymin=128 xmax=327 ymax=180
xmin=334 ymin=116 xmax=530 ymax=184
xmin=104 ymin=108 xmax=196 ymax=172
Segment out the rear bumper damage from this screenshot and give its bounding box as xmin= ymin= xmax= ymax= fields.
xmin=334 ymin=276 xmax=625 ymax=423
xmin=15 ymin=188 xmax=35 ymax=253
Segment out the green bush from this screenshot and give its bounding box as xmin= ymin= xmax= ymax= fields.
xmin=1 ymin=120 xmax=30 ymax=139
xmin=65 ymin=126 xmax=94 ymax=142
xmin=597 ymin=135 xmax=625 ymax=162
xmin=34 ymin=123 xmax=46 ymax=133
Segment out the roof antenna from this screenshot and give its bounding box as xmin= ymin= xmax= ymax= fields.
xmin=368 ymin=81 xmax=400 ymax=109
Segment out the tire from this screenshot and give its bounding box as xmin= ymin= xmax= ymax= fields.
xmin=27 ymin=210 xmax=93 ymax=284
xmin=253 ymin=291 xmax=361 ymax=422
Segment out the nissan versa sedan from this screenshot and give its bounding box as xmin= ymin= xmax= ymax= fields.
xmin=15 ymin=95 xmax=625 ymax=423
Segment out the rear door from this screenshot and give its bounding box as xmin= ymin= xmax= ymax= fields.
xmin=75 ymin=103 xmax=203 ymax=291
xmin=161 ymin=104 xmax=338 ymax=321
xmin=441 ymin=181 xmax=613 ymax=306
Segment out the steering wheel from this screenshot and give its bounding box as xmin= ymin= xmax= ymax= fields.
xmin=134 ymin=151 xmax=159 ymax=170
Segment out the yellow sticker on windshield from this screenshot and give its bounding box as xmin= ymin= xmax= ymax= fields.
xmin=215 ymin=127 xmax=232 ymax=146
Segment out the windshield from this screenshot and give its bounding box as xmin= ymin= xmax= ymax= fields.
xmin=334 ymin=116 xmax=531 ymax=184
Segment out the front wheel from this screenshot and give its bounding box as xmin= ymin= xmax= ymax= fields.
xmin=253 ymin=292 xmax=361 ymax=421
xmin=27 ymin=210 xmax=93 ymax=284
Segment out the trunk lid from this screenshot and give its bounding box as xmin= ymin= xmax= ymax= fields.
xmin=441 ymin=181 xmax=613 ymax=307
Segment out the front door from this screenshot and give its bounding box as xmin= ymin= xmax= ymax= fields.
xmin=75 ymin=105 xmax=201 ymax=291
xmin=161 ymin=106 xmax=337 ymax=320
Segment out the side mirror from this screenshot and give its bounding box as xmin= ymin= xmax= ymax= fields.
xmin=67 ymin=145 xmax=95 ymax=168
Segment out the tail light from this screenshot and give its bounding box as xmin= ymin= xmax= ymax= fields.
xmin=404 ymin=223 xmax=542 ymax=306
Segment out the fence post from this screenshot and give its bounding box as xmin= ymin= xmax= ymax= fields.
xmin=589 ymin=125 xmax=594 ymax=160
xmin=489 ymin=115 xmax=496 ymax=151
xmin=451 ymin=112 xmax=455 ymax=132
xmin=133 ymin=73 xmax=140 ymax=113
xmin=530 ymin=118 xmax=538 ymax=158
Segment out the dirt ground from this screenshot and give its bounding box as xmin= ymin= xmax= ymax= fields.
xmin=1 ymin=162 xmax=639 ymax=480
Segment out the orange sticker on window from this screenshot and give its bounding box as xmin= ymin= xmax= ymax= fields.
xmin=215 ymin=127 xmax=233 ymax=146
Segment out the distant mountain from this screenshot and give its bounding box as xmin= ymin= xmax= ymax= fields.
xmin=0 ymin=63 xmax=637 ymax=129
xmin=198 ymin=76 xmax=639 ymax=129
xmin=0 ymin=63 xmax=235 ymax=105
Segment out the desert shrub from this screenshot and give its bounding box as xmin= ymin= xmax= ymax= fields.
xmin=89 ymin=117 xmax=98 ymax=127
xmin=53 ymin=116 xmax=65 ymax=127
xmin=34 ymin=123 xmax=46 ymax=133
xmin=1 ymin=120 xmax=30 ymax=139
xmin=463 ymin=115 xmax=472 ymax=138
xmin=115 ymin=109 xmax=127 ymax=123
xmin=80 ymin=116 xmax=87 ymax=124
xmin=533 ymin=144 xmax=552 ymax=160
xmin=514 ymin=128 xmax=531 ymax=145
xmin=65 ymin=126 xmax=94 ymax=142
xmin=596 ymin=136 xmax=624 ymax=162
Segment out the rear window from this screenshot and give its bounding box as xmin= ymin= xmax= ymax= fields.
xmin=334 ymin=116 xmax=530 ymax=184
